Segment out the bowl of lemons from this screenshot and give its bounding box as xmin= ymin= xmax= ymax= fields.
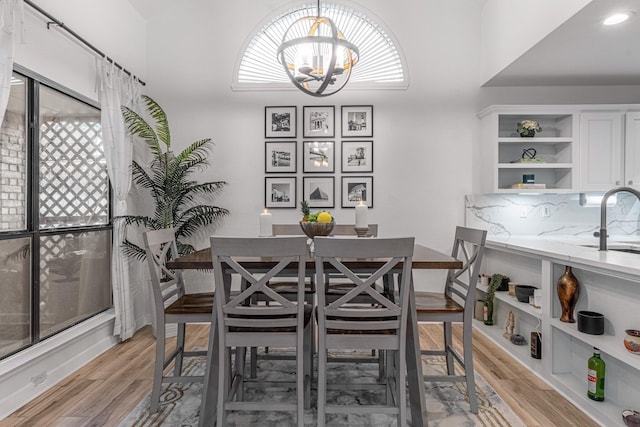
xmin=299 ymin=201 xmax=334 ymax=238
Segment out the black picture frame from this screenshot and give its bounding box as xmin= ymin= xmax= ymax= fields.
xmin=265 ymin=106 xmax=297 ymax=138
xmin=303 ymin=176 xmax=335 ymax=208
xmin=303 ymin=105 xmax=335 ymax=138
xmin=341 ymin=176 xmax=373 ymax=208
xmin=303 ymin=141 xmax=335 ymax=173
xmin=265 ymin=177 xmax=297 ymax=208
xmin=341 ymin=105 xmax=373 ymax=138
xmin=265 ymin=141 xmax=297 ymax=173
xmin=341 ymin=140 xmax=373 ymax=173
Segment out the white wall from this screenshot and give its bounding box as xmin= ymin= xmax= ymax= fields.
xmin=480 ymin=0 xmax=591 ymax=85
xmin=16 ymin=0 xmax=147 ymax=100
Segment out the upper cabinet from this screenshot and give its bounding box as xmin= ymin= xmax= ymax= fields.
xmin=625 ymin=112 xmax=640 ymax=188
xmin=579 ymin=110 xmax=640 ymax=191
xmin=477 ymin=106 xmax=578 ymax=193
xmin=579 ymin=112 xmax=623 ymax=191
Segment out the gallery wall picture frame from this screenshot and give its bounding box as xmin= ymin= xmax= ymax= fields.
xmin=341 ymin=176 xmax=373 ymax=208
xmin=265 ymin=106 xmax=297 ymax=138
xmin=341 ymin=105 xmax=373 ymax=138
xmin=303 ymin=105 xmax=335 ymax=138
xmin=265 ymin=141 xmax=297 ymax=173
xmin=265 ymin=176 xmax=297 ymax=208
xmin=341 ymin=140 xmax=373 ymax=173
xmin=303 ymin=140 xmax=335 ymax=173
xmin=303 ymin=176 xmax=335 ymax=208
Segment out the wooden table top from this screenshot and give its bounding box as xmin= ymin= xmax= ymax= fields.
xmin=166 ymin=243 xmax=462 ymax=270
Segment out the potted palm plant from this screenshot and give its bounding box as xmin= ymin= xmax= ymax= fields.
xmin=118 ymin=95 xmax=229 ymax=259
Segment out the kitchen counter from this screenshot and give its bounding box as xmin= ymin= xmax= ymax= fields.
xmin=476 ymin=236 xmax=640 ymax=426
xmin=486 ymin=235 xmax=640 ymax=277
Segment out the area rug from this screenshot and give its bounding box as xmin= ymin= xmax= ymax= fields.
xmin=118 ymin=352 xmax=525 ymax=426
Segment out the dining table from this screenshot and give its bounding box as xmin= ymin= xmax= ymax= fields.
xmin=167 ymin=242 xmax=462 ymax=427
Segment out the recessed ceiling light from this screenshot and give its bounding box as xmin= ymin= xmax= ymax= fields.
xmin=603 ymin=12 xmax=630 ymax=25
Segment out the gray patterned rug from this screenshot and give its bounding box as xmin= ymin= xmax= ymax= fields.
xmin=118 ymin=351 xmax=524 ymax=426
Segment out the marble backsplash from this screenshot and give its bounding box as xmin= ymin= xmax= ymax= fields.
xmin=465 ymin=192 xmax=640 ymax=237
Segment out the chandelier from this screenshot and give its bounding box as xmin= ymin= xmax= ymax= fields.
xmin=277 ymin=1 xmax=359 ymax=97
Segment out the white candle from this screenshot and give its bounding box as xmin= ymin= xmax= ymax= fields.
xmin=259 ymin=208 xmax=272 ymax=237
xmin=355 ymin=201 xmax=367 ymax=228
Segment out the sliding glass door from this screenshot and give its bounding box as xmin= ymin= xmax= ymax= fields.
xmin=0 ymin=71 xmax=112 ymax=359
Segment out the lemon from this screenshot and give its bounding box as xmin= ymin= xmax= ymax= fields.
xmin=317 ymin=212 xmax=332 ymax=223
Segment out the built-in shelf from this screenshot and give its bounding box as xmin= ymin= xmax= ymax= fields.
xmin=478 ymin=107 xmax=578 ymax=193
xmin=477 ymin=284 xmax=542 ymax=318
xmin=475 ymin=241 xmax=640 ymax=427
xmin=550 ymin=319 xmax=640 ymax=370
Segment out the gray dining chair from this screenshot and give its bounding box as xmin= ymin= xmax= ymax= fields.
xmin=414 ymin=226 xmax=487 ymax=413
xmin=314 ymin=236 xmax=415 ymax=426
xmin=143 ymin=228 xmax=215 ymax=413
xmin=210 ymin=236 xmax=312 ymax=427
xmin=249 ymin=224 xmax=380 ymax=378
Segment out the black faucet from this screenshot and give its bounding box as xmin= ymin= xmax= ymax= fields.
xmin=599 ymin=186 xmax=640 ymax=251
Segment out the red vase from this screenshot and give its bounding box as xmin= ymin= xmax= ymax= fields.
xmin=557 ymin=266 xmax=579 ymax=323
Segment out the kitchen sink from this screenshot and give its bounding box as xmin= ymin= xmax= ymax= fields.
xmin=580 ymin=244 xmax=640 ymax=254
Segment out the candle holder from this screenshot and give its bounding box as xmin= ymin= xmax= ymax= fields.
xmin=354 ymin=226 xmax=369 ymax=237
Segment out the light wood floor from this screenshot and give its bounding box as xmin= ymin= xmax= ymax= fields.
xmin=1 ymin=324 xmax=597 ymax=427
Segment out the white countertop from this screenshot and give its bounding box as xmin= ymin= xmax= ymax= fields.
xmin=486 ymin=235 xmax=640 ymax=277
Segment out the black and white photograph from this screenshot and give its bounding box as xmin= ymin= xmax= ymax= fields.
xmin=265 ymin=106 xmax=297 ymax=138
xmin=342 ymin=140 xmax=373 ymax=173
xmin=341 ymin=176 xmax=373 ymax=208
xmin=303 ymin=141 xmax=335 ymax=173
xmin=265 ymin=141 xmax=297 ymax=173
xmin=303 ymin=106 xmax=335 ymax=138
xmin=265 ymin=177 xmax=296 ymax=208
xmin=303 ymin=177 xmax=335 ymax=208
xmin=341 ymin=105 xmax=373 ymax=137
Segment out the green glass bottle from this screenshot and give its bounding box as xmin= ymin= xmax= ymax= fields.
xmin=587 ymin=348 xmax=605 ymax=401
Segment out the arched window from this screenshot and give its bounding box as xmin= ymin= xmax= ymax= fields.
xmin=233 ymin=2 xmax=408 ymax=90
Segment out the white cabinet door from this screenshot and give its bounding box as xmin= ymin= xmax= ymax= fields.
xmin=579 ymin=112 xmax=623 ymax=191
xmin=625 ymin=112 xmax=640 ymax=188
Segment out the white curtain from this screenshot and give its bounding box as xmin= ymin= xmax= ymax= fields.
xmin=96 ymin=58 xmax=142 ymax=341
xmin=0 ymin=0 xmax=23 ymax=127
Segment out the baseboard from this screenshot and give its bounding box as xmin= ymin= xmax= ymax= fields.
xmin=0 ymin=310 xmax=119 ymax=420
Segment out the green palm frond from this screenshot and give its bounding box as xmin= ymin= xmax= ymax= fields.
xmin=175 ymin=205 xmax=230 ymax=238
xmin=142 ymin=95 xmax=171 ymax=148
xmin=121 ymin=106 xmax=163 ymax=159
xmin=121 ymin=239 xmax=147 ymax=261
xmin=120 ymin=96 xmax=229 ymax=260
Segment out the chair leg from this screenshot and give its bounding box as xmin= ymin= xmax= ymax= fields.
xmin=297 ymin=328 xmax=305 ymax=426
xmin=443 ymin=321 xmax=455 ymax=375
xmin=303 ymin=321 xmax=313 ymax=409
xmin=150 ymin=323 xmax=166 ymax=413
xmin=174 ymin=323 xmax=186 ymax=377
xmin=397 ymin=347 xmax=407 ymax=427
xmin=237 ymin=347 xmax=247 ymax=401
xmin=463 ymin=324 xmax=478 ymax=414
xmin=217 ymin=345 xmax=231 ymax=427
xmin=250 ymin=347 xmax=258 ymax=378
xmin=317 ymin=339 xmax=327 ymax=426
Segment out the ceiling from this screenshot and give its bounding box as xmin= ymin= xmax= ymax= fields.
xmin=484 ymin=0 xmax=640 ymax=86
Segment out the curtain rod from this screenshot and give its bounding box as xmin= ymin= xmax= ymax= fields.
xmin=24 ymin=0 xmax=146 ymax=86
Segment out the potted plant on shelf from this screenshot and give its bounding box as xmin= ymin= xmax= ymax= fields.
xmin=517 ymin=120 xmax=542 ymax=137
xmin=118 ymin=95 xmax=229 ymax=260
xmin=484 ymin=273 xmax=504 ymax=325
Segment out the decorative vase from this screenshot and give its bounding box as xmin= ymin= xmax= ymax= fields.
xmin=557 ymin=266 xmax=579 ymax=323
xmin=623 ymin=329 xmax=640 ymax=354
xmin=520 ymin=129 xmax=536 ymax=137
xmin=484 ymin=299 xmax=494 ymax=325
